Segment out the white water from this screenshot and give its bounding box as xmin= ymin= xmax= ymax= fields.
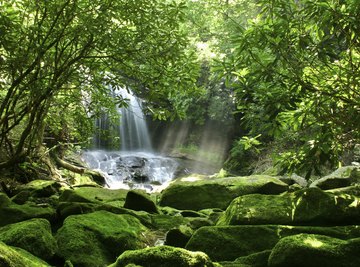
xmin=84 ymin=87 xmax=179 ymax=191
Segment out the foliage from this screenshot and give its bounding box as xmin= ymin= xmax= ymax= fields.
xmin=0 ymin=0 xmax=199 ymax=171
xmin=222 ymin=0 xmax=360 ymax=177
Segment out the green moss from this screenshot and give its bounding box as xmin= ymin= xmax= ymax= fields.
xmin=124 ymin=190 xmax=159 ymax=214
xmin=16 ymin=180 xmax=62 ymax=198
xmin=59 ymin=187 xmax=128 ymax=206
xmin=218 ymin=188 xmax=360 ymax=226
xmin=0 ymin=241 xmax=50 ymax=267
xmin=0 ymin=218 xmax=57 ymax=260
xmin=185 ymin=225 xmax=360 ymax=262
xmin=159 ymin=175 xmax=288 ymax=211
xmin=56 ymin=210 xmax=149 ymax=267
xmin=0 ymin=193 xmax=11 ymax=207
xmin=0 ymin=202 xmax=56 ymax=227
xmin=268 ymin=234 xmax=360 ymax=267
xmin=109 ymin=245 xmax=216 ymax=267
xmin=220 ymin=250 xmax=271 ymax=267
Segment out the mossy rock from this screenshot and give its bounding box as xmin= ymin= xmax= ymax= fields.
xmin=14 ymin=180 xmax=62 ymax=198
xmin=220 ymin=250 xmax=271 ymax=267
xmin=185 ymin=225 xmax=360 ymax=261
xmin=0 ymin=218 xmax=57 ymax=261
xmin=56 ymin=210 xmax=149 ymax=267
xmin=310 ymin=166 xmax=360 ymax=190
xmin=0 ymin=202 xmax=56 ymax=227
xmin=217 ymin=187 xmax=360 ymax=226
xmin=0 ymin=241 xmax=50 ymax=267
xmin=0 ymin=192 xmax=11 ymax=207
xmin=159 ymin=175 xmax=288 ymax=211
xmin=124 ymin=190 xmax=159 ymax=214
xmin=165 ymin=225 xmax=193 ymax=248
xmin=108 ymin=245 xmax=216 ymax=267
xmin=268 ymin=234 xmax=360 ymax=267
xmin=59 ymin=187 xmax=128 ymax=205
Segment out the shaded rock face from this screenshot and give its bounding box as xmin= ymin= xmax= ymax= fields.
xmin=56 ymin=210 xmax=149 ymax=267
xmin=268 ymin=234 xmax=360 ymax=267
xmin=108 ymin=245 xmax=216 ymax=267
xmin=0 ymin=218 xmax=57 ymax=261
xmin=159 ymin=175 xmax=288 ymax=210
xmin=217 ymin=187 xmax=360 ymax=226
xmin=124 ymin=190 xmax=159 ymax=214
xmin=310 ymin=166 xmax=360 ymax=190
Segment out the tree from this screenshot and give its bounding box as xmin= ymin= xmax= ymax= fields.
xmin=0 ymin=0 xmax=199 ymax=177
xmin=222 ymin=0 xmax=360 ymax=177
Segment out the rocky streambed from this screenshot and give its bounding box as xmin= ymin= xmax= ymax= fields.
xmin=1 ymin=166 xmax=360 ymax=266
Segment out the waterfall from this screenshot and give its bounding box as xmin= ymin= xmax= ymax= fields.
xmin=117 ymin=88 xmax=152 ymax=151
xmin=83 ymin=87 xmax=178 ymax=192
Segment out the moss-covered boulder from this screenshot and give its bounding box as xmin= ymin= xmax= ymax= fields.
xmin=310 ymin=166 xmax=360 ymax=190
xmin=217 ymin=187 xmax=360 ymax=226
xmin=0 ymin=218 xmax=57 ymax=261
xmin=165 ymin=225 xmax=193 ymax=248
xmin=124 ymin=190 xmax=159 ymax=214
xmin=220 ymin=250 xmax=271 ymax=267
xmin=268 ymin=234 xmax=360 ymax=267
xmin=185 ymin=225 xmax=360 ymax=261
xmin=0 ymin=192 xmax=11 ymax=207
xmin=59 ymin=187 xmax=128 ymax=207
xmin=108 ymin=245 xmax=217 ymax=267
xmin=159 ymin=175 xmax=288 ymax=210
xmin=0 ymin=241 xmax=50 ymax=267
xmin=56 ymin=210 xmax=149 ymax=267
xmin=14 ymin=180 xmax=62 ymax=198
xmin=0 ymin=202 xmax=56 ymax=227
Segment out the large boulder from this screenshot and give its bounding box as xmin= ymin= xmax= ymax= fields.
xmin=56 ymin=210 xmax=149 ymax=267
xmin=185 ymin=225 xmax=360 ymax=261
xmin=0 ymin=241 xmax=50 ymax=267
xmin=108 ymin=245 xmax=217 ymax=267
xmin=0 ymin=202 xmax=56 ymax=227
xmin=14 ymin=180 xmax=62 ymax=198
xmin=159 ymin=175 xmax=288 ymax=210
xmin=268 ymin=234 xmax=360 ymax=267
xmin=310 ymin=166 xmax=360 ymax=190
xmin=0 ymin=218 xmax=57 ymax=261
xmin=217 ymin=187 xmax=360 ymax=226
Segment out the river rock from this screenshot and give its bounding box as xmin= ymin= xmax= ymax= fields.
xmin=185 ymin=225 xmax=360 ymax=261
xmin=14 ymin=180 xmax=62 ymax=198
xmin=159 ymin=175 xmax=288 ymax=210
xmin=268 ymin=234 xmax=360 ymax=267
xmin=124 ymin=190 xmax=159 ymax=213
xmin=0 ymin=241 xmax=50 ymax=267
xmin=165 ymin=225 xmax=193 ymax=248
xmin=310 ymin=166 xmax=360 ymax=190
xmin=59 ymin=187 xmax=128 ymax=206
xmin=217 ymin=187 xmax=360 ymax=226
xmin=108 ymin=245 xmax=217 ymax=267
xmin=0 ymin=218 xmax=57 ymax=261
xmin=0 ymin=201 xmax=56 ymax=227
xmin=56 ymin=210 xmax=149 ymax=267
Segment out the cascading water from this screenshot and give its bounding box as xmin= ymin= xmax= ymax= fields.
xmin=83 ymin=87 xmax=178 ymax=191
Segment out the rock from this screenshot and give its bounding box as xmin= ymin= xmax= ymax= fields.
xmin=0 ymin=192 xmax=11 ymax=207
xmin=124 ymin=190 xmax=159 ymax=213
xmin=326 ymin=185 xmax=360 ymax=197
xmin=108 ymin=245 xmax=217 ymax=267
xmin=185 ymin=225 xmax=360 ymax=261
xmin=217 ymin=187 xmax=360 ymax=226
xmin=15 ymin=180 xmax=62 ymax=198
xmin=0 ymin=202 xmax=56 ymax=227
xmin=268 ymin=234 xmax=360 ymax=267
xmin=165 ymin=225 xmax=193 ymax=248
xmin=56 ymin=210 xmax=149 ymax=267
xmin=0 ymin=218 xmax=57 ymax=260
xmin=0 ymin=241 xmax=50 ymax=267
xmin=221 ymin=250 xmax=271 ymax=267
xmin=310 ymin=166 xmax=360 ymax=190
xmin=59 ymin=187 xmax=128 ymax=206
xmin=159 ymin=175 xmax=288 ymax=210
